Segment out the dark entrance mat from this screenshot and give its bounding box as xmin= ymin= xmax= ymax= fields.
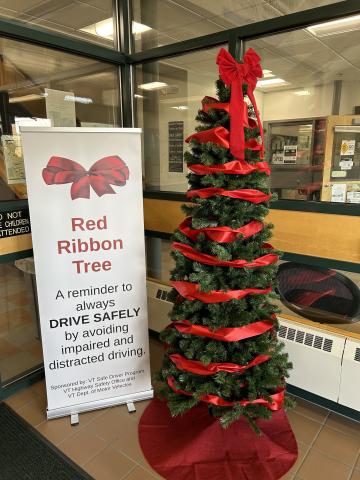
xmin=0 ymin=402 xmax=93 ymax=480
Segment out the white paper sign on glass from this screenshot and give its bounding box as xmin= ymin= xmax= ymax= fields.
xmin=21 ymin=128 xmax=153 ymax=419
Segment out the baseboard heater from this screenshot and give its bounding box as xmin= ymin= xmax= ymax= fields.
xmin=146 ymin=278 xmax=360 ymax=411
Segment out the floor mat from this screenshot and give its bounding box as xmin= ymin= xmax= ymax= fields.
xmin=0 ymin=402 xmax=93 ymax=480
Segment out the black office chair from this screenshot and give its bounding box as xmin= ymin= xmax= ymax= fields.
xmin=277 ymin=262 xmax=360 ymax=324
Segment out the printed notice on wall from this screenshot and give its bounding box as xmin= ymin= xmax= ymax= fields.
xmin=21 ymin=127 xmax=152 ymax=419
xmin=0 ymin=207 xmax=31 ymax=238
xmin=283 ymin=145 xmax=297 ymax=164
xmin=347 ymin=184 xmax=360 ymax=204
xmin=331 ymin=183 xmax=347 ymax=203
xmin=1 ymin=135 xmax=26 ymax=184
xmin=168 ymin=121 xmax=184 ymax=172
xmin=45 ymin=88 xmax=76 ymax=127
xmin=340 ymin=139 xmax=355 ymax=156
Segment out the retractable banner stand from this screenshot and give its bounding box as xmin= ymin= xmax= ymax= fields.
xmin=21 ymin=127 xmax=153 ymax=419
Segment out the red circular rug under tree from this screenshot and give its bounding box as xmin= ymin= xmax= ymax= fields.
xmin=139 ymin=398 xmax=298 ymax=480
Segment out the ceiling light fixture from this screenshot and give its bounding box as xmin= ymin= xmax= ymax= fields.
xmin=81 ymin=19 xmax=151 ymax=40
xmin=94 ymin=19 xmax=113 ymax=38
xmin=138 ymin=82 xmax=168 ymax=91
xmin=262 ymin=69 xmax=275 ymax=78
xmin=9 ymin=94 xmax=44 ymax=103
xmin=64 ymin=95 xmax=93 ymax=104
xmin=293 ymin=90 xmax=311 ymax=96
xmin=257 ymin=78 xmax=288 ymax=88
xmin=171 ymin=105 xmax=188 ymax=110
xmin=132 ymin=21 xmax=152 ymax=34
xmin=307 ymin=14 xmax=360 ymax=37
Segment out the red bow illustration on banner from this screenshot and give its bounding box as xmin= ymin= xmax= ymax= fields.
xmin=216 ymin=47 xmax=264 ymax=161
xmin=42 ymin=155 xmax=129 ymax=200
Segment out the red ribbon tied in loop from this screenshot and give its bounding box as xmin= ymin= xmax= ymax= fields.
xmin=172 ymin=242 xmax=278 ymax=269
xmin=171 ymin=318 xmax=274 ymax=341
xmin=216 ymin=47 xmax=264 ymax=161
xmin=179 ymin=217 xmax=264 ymax=243
xmin=168 ymin=353 xmax=270 ymax=376
xmin=42 ymin=155 xmax=129 ymax=200
xmin=167 ymin=376 xmax=285 ymax=410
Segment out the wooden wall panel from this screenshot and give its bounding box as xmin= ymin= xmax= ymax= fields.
xmin=144 ymin=198 xmax=360 ymax=264
xmin=0 ymin=234 xmax=32 ymax=256
xmin=2 ymin=199 xmax=359 ymax=263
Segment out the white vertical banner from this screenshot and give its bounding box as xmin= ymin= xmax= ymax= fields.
xmin=21 ymin=128 xmax=153 ymax=419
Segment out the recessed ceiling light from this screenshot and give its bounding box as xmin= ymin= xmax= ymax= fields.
xmin=138 ymin=82 xmax=168 ymax=91
xmin=81 ymin=19 xmax=151 ymax=40
xmin=9 ymin=94 xmax=44 ymax=103
xmin=262 ymin=69 xmax=275 ymax=78
xmin=132 ymin=21 xmax=152 ymax=34
xmin=294 ymin=90 xmax=311 ymax=96
xmin=307 ymin=14 xmax=360 ymax=37
xmin=171 ymin=105 xmax=188 ymax=110
xmin=257 ymin=78 xmax=288 ymax=88
xmin=64 ymin=95 xmax=93 ymax=104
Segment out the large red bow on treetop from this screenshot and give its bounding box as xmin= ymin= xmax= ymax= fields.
xmin=216 ymin=47 xmax=264 ymax=161
xmin=42 ymin=155 xmax=129 ymax=200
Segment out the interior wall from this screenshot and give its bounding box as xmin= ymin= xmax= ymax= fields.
xmin=339 ymin=80 xmax=360 ymax=115
xmin=262 ymin=83 xmax=334 ymax=121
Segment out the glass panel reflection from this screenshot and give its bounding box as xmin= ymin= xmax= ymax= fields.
xmin=0 ymin=37 xmax=120 ymax=201
xmin=0 ymin=258 xmax=42 ymax=385
xmin=0 ymin=0 xmax=115 ymax=47
xmin=133 ymin=0 xmax=339 ymax=51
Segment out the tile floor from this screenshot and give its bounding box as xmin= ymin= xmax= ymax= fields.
xmin=4 ymin=337 xmax=360 ymax=480
xmin=0 ymin=262 xmax=43 ymax=381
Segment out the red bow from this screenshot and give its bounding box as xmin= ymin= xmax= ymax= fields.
xmin=216 ymin=47 xmax=264 ymax=161
xmin=42 ymin=155 xmax=129 ymax=200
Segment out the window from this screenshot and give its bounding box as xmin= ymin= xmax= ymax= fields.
xmin=0 ymin=36 xmax=120 ymax=201
xmin=0 ymin=0 xmax=115 ymax=47
xmin=132 ymin=0 xmax=340 ymax=51
xmin=135 ymin=46 xmax=222 ymax=192
xmin=0 ymin=259 xmax=42 ymax=385
xmin=245 ymin=19 xmax=360 ymax=203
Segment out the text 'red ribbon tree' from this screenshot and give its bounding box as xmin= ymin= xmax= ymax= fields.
xmin=155 ymin=47 xmax=293 ymax=430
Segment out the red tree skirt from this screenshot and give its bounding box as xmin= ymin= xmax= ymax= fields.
xmin=139 ymin=399 xmax=298 ymax=480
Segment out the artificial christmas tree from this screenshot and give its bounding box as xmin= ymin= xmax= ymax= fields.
xmin=139 ymin=47 xmax=298 ymax=480
xmin=154 ymin=47 xmax=294 ymax=430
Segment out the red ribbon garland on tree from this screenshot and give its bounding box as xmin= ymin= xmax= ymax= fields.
xmin=188 ymin=160 xmax=270 ymax=176
xmin=172 ymin=280 xmax=272 ymax=303
xmin=172 ymin=241 xmax=278 ymax=268
xmin=201 ymin=96 xmax=259 ymax=129
xmin=216 ymin=47 xmax=264 ymax=161
xmin=186 ymin=127 xmax=261 ymax=151
xmin=42 ymin=155 xmax=129 ymax=200
xmin=201 ymin=97 xmax=230 ymax=114
xmin=167 ymin=376 xmax=285 ymax=410
xmin=187 ymin=187 xmax=271 ymax=203
xmin=168 ymin=353 xmax=270 ymax=375
xmin=171 ymin=318 xmax=274 ymax=341
xmin=178 ymin=217 xmax=264 ymax=243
